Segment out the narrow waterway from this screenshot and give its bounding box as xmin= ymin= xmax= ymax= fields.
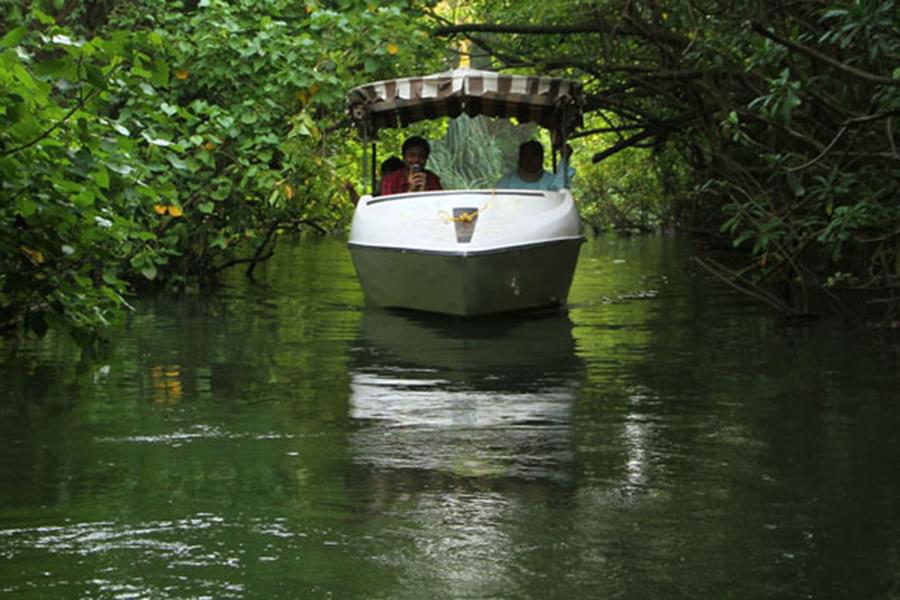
xmin=2 ymin=235 xmax=898 ymax=599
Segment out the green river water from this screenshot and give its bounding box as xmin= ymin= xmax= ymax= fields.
xmin=1 ymin=235 xmax=899 ymax=599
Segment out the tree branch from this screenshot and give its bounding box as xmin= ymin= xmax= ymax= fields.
xmin=434 ymin=22 xmax=615 ymax=36
xmin=571 ymin=124 xmax=646 ymax=139
xmin=749 ymin=21 xmax=900 ymax=87
xmin=592 ymin=129 xmax=656 ymax=162
xmin=2 ymin=88 xmax=99 ymax=157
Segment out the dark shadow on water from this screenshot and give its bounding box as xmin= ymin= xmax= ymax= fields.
xmin=351 ymin=307 xmax=583 ymax=389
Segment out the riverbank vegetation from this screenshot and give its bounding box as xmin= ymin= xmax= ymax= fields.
xmin=1 ymin=0 xmax=447 ymax=339
xmin=2 ymin=0 xmax=898 ymax=340
xmin=437 ymin=1 xmax=900 ymax=323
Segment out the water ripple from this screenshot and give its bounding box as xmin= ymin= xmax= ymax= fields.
xmin=96 ymin=425 xmax=298 ymax=445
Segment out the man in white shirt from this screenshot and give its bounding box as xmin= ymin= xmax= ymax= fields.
xmin=496 ymin=141 xmax=575 ymax=190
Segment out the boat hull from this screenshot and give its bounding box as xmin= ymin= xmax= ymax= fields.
xmin=348 ymin=188 xmax=584 ymax=316
xmin=349 ymin=238 xmax=582 ymax=316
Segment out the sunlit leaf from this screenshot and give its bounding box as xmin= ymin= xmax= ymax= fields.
xmin=1 ymin=26 xmax=28 ymax=48
xmin=20 ymin=246 xmax=44 ymax=265
xmin=92 ymin=165 xmax=110 ymax=189
xmin=32 ymin=9 xmax=55 ymax=25
xmin=142 ymin=133 xmax=174 ymax=146
xmin=166 ymin=154 xmax=188 ymax=170
xmin=141 ymin=264 xmax=158 ymax=280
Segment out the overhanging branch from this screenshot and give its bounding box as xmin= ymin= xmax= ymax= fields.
xmin=434 ymin=22 xmax=614 ymax=36
xmin=592 ymin=129 xmax=656 ymax=162
xmin=750 ymin=22 xmax=900 ymax=87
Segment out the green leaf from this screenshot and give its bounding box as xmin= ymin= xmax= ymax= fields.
xmin=92 ymin=165 xmax=110 ymax=189
xmin=1 ymin=26 xmax=28 ymax=48
xmin=141 ymin=264 xmax=158 ymax=280
xmin=15 ymin=197 xmax=37 ymax=217
xmin=166 ymin=154 xmax=188 ymax=170
xmin=85 ymin=64 xmax=107 ymax=90
xmin=821 ymin=9 xmax=847 ymax=19
xmin=786 ymin=171 xmax=806 ymax=197
xmin=34 ymin=58 xmax=79 ymax=80
xmin=131 ymin=64 xmax=153 ymax=79
xmin=151 ymin=58 xmax=170 ymax=87
xmin=210 ymin=234 xmax=227 ymax=249
xmin=142 ymin=133 xmax=173 ymax=146
xmin=33 ymin=9 xmax=56 ymax=25
xmin=733 ymin=230 xmax=755 ymax=247
xmin=198 ymin=201 xmax=215 ymax=214
xmin=72 ymin=190 xmax=95 ymax=207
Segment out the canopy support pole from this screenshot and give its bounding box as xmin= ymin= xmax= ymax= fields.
xmin=361 ymin=126 xmax=369 ymax=191
xmin=371 ymin=142 xmax=378 ymax=195
xmin=561 ymin=103 xmax=570 ymax=189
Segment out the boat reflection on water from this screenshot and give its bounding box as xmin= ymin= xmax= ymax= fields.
xmin=348 ymin=309 xmax=583 ymax=484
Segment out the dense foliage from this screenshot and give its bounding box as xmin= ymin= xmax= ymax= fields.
xmin=1 ymin=0 xmax=447 ymax=339
xmin=436 ymin=0 xmax=900 ymax=321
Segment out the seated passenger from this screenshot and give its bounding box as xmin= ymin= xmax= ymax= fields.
xmin=380 ymin=136 xmax=443 ymax=195
xmin=496 ymin=141 xmax=575 ymax=191
xmin=343 ymin=156 xmax=404 ymax=205
xmin=378 ymin=156 xmax=405 ymax=184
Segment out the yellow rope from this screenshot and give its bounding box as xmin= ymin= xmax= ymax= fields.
xmin=438 ymin=190 xmax=495 ymax=223
xmin=440 ymin=208 xmax=479 ymax=223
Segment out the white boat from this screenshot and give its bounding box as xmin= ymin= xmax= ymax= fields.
xmin=347 ymin=69 xmax=585 ymax=316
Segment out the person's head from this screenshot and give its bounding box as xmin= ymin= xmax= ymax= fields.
xmin=517 ymin=141 xmax=544 ymax=175
xmin=401 ymin=136 xmax=430 ymax=169
xmin=380 ymin=156 xmax=404 ymax=176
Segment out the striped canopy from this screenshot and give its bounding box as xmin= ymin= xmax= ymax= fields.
xmin=347 ymin=68 xmax=584 ymax=135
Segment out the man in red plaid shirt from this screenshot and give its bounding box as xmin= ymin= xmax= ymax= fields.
xmin=380 ymin=136 xmax=442 ymax=196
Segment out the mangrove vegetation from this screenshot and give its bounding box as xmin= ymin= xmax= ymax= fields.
xmin=2 ymin=0 xmax=898 ymax=340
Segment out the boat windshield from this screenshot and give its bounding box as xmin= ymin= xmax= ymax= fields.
xmin=347 ymin=69 xmax=584 ymax=193
xmin=425 ymin=115 xmax=535 ymax=190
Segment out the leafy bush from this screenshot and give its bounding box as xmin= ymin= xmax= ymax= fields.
xmin=1 ymin=9 xmax=168 ymax=338
xmin=1 ymin=0 xmax=448 ymax=340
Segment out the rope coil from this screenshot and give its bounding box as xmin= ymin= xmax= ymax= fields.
xmin=438 ymin=190 xmax=495 ymax=223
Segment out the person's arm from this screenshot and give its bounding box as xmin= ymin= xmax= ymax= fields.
xmin=343 ymin=181 xmax=360 ymax=206
xmin=550 ymin=146 xmax=576 ymax=190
